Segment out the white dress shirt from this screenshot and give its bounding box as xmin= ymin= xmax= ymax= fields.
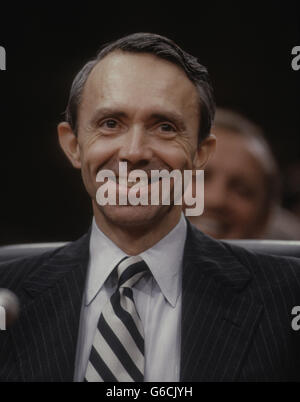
xmin=74 ymin=214 xmax=187 ymax=382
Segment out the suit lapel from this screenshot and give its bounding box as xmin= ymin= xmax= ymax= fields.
xmin=10 ymin=232 xmax=90 ymax=382
xmin=180 ymin=223 xmax=263 ymax=381
xmin=7 ymin=222 xmax=263 ymax=382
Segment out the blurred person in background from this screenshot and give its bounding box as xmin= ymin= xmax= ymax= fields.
xmin=187 ymin=108 xmax=300 ymax=239
xmin=282 ymin=161 xmax=300 ymax=219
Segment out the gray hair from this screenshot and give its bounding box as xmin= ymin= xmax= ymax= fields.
xmin=64 ymin=32 xmax=215 ymax=143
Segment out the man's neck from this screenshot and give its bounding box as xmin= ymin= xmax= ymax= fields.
xmin=93 ymin=206 xmax=182 ymax=255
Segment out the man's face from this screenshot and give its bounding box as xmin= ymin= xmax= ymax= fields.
xmin=59 ymin=51 xmax=213 ymax=229
xmin=193 ymin=127 xmax=268 ymax=239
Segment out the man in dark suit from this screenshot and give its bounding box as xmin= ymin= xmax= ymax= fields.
xmin=0 ymin=32 xmax=300 ymax=382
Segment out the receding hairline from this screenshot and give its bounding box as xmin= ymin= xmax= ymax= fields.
xmin=83 ymin=49 xmax=198 ymax=93
xmin=76 ymin=49 xmax=202 ymax=133
xmin=64 ymin=32 xmax=215 ymax=141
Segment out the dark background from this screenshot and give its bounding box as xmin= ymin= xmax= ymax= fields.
xmin=0 ymin=1 xmax=299 ymax=244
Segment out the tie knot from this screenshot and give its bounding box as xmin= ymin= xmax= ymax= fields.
xmin=116 ymin=256 xmax=148 ymax=289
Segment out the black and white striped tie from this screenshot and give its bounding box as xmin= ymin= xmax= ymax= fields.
xmin=85 ymin=255 xmax=148 ymax=382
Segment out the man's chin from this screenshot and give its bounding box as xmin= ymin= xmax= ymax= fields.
xmin=97 ymin=204 xmax=173 ymax=228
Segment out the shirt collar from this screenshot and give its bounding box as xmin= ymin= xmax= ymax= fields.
xmin=86 ymin=220 xmax=127 ymax=305
xmin=140 ymin=215 xmax=186 ymax=307
xmin=86 ymin=214 xmax=187 ymax=307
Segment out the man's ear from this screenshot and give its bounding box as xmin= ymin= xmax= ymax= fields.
xmin=193 ymin=133 xmax=216 ymax=169
xmin=57 ymin=122 xmax=81 ymax=169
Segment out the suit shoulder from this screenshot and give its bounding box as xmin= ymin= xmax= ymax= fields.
xmin=187 ymin=224 xmax=300 ymax=296
xmin=222 ymin=241 xmax=300 ymax=294
xmin=223 ymin=240 xmax=300 ymax=273
xmin=0 ymin=244 xmax=67 ymax=291
xmin=0 ymin=232 xmax=90 ymax=294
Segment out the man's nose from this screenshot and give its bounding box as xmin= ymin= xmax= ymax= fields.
xmin=118 ymin=127 xmax=153 ymax=165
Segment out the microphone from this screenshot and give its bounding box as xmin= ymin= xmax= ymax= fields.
xmin=0 ymin=288 xmax=20 ymax=330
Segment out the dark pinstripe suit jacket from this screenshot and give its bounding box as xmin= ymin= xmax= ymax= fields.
xmin=0 ymin=222 xmax=300 ymax=382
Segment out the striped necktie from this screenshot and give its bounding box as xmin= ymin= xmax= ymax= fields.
xmin=85 ymin=255 xmax=148 ymax=382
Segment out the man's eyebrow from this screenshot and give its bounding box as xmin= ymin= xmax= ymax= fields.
xmin=150 ymin=112 xmax=187 ymax=130
xmin=90 ymin=107 xmax=128 ymax=124
xmin=89 ymin=107 xmax=187 ymax=130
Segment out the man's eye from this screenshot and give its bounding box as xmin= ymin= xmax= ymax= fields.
xmin=159 ymin=123 xmax=175 ymax=132
xmin=102 ymin=119 xmax=118 ymax=129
